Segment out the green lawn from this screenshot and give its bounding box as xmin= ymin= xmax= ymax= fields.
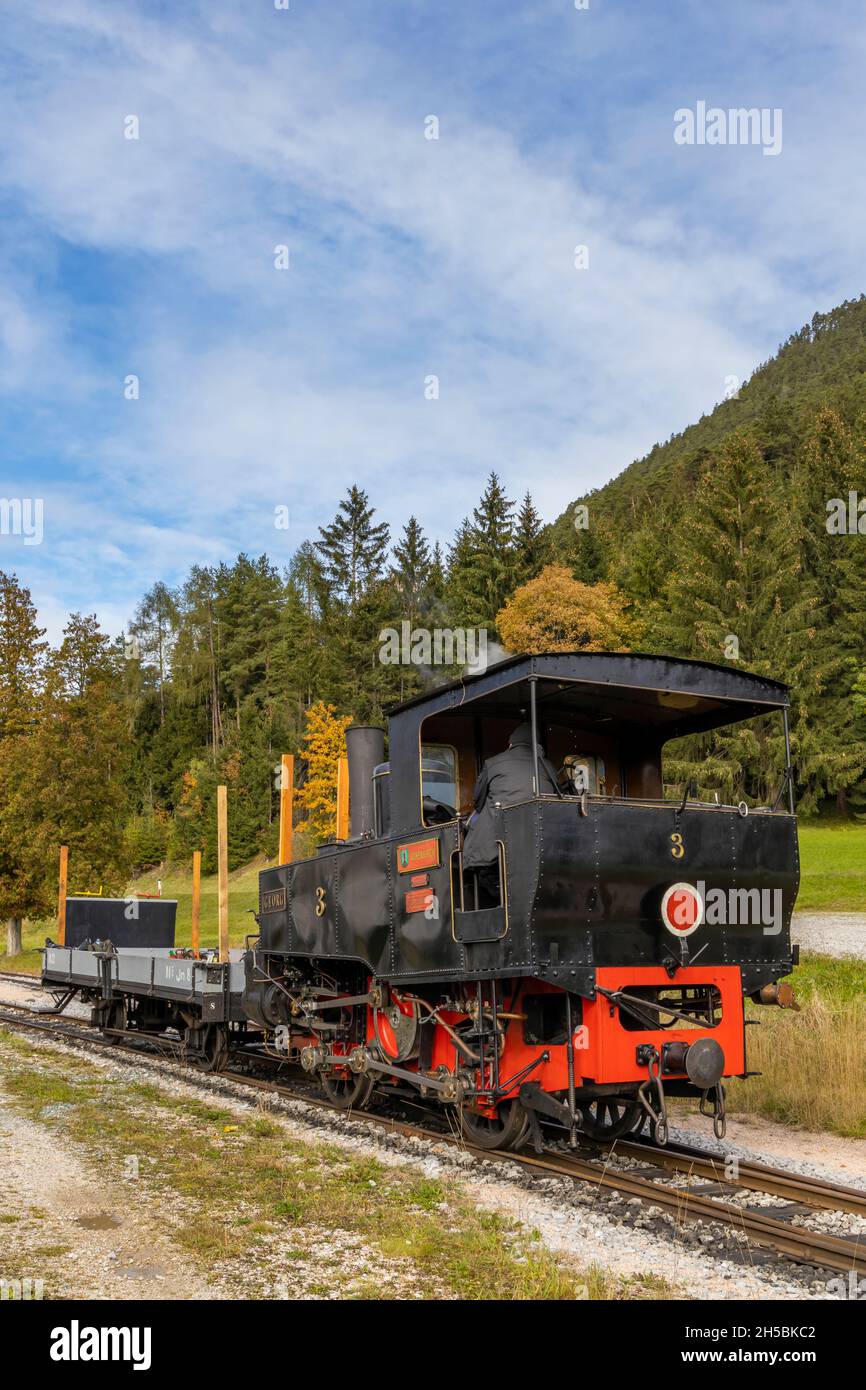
xmin=796 ymin=823 xmax=866 ymax=911
xmin=3 ymin=821 xmax=864 ymax=975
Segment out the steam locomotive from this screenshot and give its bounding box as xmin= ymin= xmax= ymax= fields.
xmin=42 ymin=652 xmax=799 ymax=1148
xmin=242 ymin=651 xmax=800 ymax=1149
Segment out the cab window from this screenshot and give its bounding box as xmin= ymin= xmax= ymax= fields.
xmin=422 ymin=743 xmax=458 ymax=824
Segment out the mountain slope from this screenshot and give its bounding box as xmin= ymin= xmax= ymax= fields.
xmin=551 ymin=294 xmax=866 ymax=543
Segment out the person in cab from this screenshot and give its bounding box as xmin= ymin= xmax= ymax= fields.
xmin=462 ymin=722 xmax=559 ymax=901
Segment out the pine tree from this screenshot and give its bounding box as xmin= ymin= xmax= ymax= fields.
xmin=130 ymin=581 xmax=179 ymax=726
xmin=172 ymin=565 xmax=224 ymax=758
xmin=447 ymin=473 xmax=516 ymax=629
xmin=390 ymin=516 xmax=431 ymax=625
xmin=513 ymin=493 xmax=549 ymax=586
xmin=428 ymin=542 xmax=446 ymax=609
xmin=851 ymin=671 xmax=866 ymax=822
xmin=656 ymin=430 xmax=862 ymax=808
xmin=218 ymin=555 xmax=285 ymax=734
xmin=792 ymin=408 xmax=866 ymax=809
xmin=316 ymin=486 xmax=390 ymax=613
xmin=613 ymin=499 xmax=677 ymax=639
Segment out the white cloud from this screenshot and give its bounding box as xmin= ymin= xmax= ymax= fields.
xmin=1 ymin=0 xmax=865 ymax=631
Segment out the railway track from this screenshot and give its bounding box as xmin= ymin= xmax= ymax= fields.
xmin=1 ymin=997 xmax=864 ymax=1279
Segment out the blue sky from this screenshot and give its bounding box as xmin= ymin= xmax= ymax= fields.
xmin=1 ymin=0 xmax=865 ymax=640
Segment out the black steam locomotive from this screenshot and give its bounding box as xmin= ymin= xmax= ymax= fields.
xmin=243 ymin=651 xmax=800 ymax=1149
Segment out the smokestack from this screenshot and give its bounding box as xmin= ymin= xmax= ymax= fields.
xmin=346 ymin=725 xmax=385 ymax=839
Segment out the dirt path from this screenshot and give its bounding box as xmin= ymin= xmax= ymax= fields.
xmin=0 ymin=1094 xmax=221 ymax=1301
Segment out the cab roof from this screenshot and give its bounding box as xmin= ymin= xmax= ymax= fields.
xmin=386 ymin=651 xmax=788 ymax=740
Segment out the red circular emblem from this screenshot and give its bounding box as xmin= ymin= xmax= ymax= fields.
xmin=660 ymin=882 xmax=703 ymax=936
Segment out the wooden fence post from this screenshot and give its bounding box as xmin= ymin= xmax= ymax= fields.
xmin=336 ymin=756 xmax=349 ymax=841
xmin=279 ymin=754 xmax=294 ymax=864
xmin=57 ymin=845 xmax=69 ymax=946
xmin=217 ymin=786 xmax=229 ymax=964
xmin=191 ymin=850 xmax=202 ymax=957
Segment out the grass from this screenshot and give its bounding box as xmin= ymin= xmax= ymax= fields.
xmin=796 ymin=823 xmax=866 ymax=911
xmin=0 ymin=1029 xmax=669 ymax=1301
xmin=726 ymin=953 xmax=866 ymax=1138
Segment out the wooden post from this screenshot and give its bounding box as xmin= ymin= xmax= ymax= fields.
xmin=57 ymin=845 xmax=69 ymax=946
xmin=279 ymin=754 xmax=294 ymax=865
xmin=191 ymin=850 xmax=202 ymax=957
xmin=336 ymin=756 xmax=349 ymax=841
xmin=217 ymin=786 xmax=229 ymax=964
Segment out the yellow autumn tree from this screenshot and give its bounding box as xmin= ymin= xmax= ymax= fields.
xmin=295 ymin=701 xmax=353 ymax=843
xmin=496 ymin=565 xmax=638 ymax=653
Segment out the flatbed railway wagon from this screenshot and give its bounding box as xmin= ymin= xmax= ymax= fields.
xmin=42 ymin=943 xmax=247 ymax=1070
xmin=243 ymin=652 xmax=800 ymax=1149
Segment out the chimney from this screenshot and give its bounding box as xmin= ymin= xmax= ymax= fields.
xmin=345 ymin=725 xmax=386 ymax=839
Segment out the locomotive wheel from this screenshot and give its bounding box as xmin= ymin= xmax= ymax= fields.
xmin=578 ymin=1097 xmax=644 ymax=1141
xmin=459 ymin=1099 xmax=529 ymax=1151
xmin=321 ymin=1070 xmax=376 ymax=1110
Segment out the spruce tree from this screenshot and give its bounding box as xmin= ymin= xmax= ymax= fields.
xmin=173 ymin=565 xmax=224 ymax=758
xmin=793 ymin=408 xmax=866 ymax=809
xmin=447 ymin=472 xmax=516 ymax=630
xmin=513 ymin=492 xmax=548 ymax=586
xmin=657 ymin=433 xmax=814 ymax=802
xmin=428 ymin=541 xmax=446 ymax=610
xmin=316 ymin=486 xmax=390 ymax=613
xmin=390 ymin=516 xmax=432 ymax=625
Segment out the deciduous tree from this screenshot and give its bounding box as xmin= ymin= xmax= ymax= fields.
xmin=496 ymin=565 xmax=636 ymax=653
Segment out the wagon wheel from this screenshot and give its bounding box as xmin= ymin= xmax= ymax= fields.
xmin=578 ymin=1097 xmax=644 ymax=1141
xmin=321 ymin=1070 xmax=375 ymax=1110
xmin=191 ymin=1023 xmax=229 ymax=1073
xmin=103 ymin=999 xmax=127 ymax=1043
xmin=459 ymin=1099 xmax=529 ymax=1151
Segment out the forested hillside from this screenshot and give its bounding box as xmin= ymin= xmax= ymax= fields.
xmin=1 ymin=298 xmax=865 ymax=926
xmin=549 ymin=294 xmax=866 ymax=541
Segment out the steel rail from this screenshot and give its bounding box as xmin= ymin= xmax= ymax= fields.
xmin=501 ymin=1147 xmax=866 ymax=1276
xmin=603 ymin=1135 xmax=866 ymax=1218
xmin=1 ymin=1003 xmax=864 ymax=1276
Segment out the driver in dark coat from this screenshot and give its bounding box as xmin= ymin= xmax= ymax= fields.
xmin=462 ymin=722 xmax=559 ymax=878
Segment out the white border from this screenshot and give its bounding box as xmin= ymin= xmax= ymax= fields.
xmin=660 ymin=881 xmax=704 ymax=936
